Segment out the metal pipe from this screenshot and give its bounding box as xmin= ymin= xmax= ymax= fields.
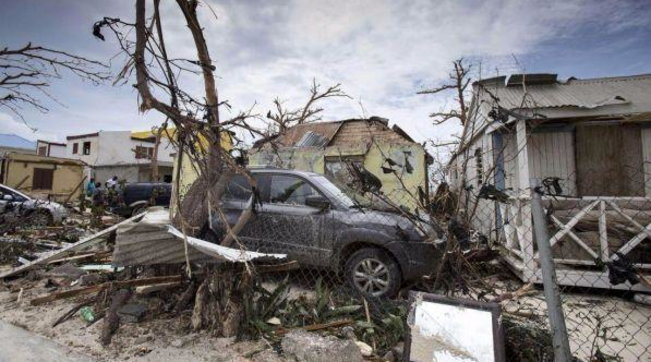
xmin=531 ymin=188 xmax=573 ymax=362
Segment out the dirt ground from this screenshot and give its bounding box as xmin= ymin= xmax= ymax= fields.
xmin=503 ymin=292 xmax=651 ymax=361
xmin=0 ymin=286 xmax=286 ymax=362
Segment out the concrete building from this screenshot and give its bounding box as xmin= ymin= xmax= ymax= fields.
xmin=0 ymin=152 xmax=85 ymax=202
xmin=448 ymin=73 xmax=651 ymax=290
xmin=0 ymin=134 xmax=36 ymax=156
xmin=65 ymin=130 xmax=175 ymax=183
xmin=36 ymin=140 xmax=66 ymax=158
xmin=249 ymin=117 xmax=432 ymax=209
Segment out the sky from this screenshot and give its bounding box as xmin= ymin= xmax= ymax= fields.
xmin=1 ymin=0 xmax=650 ymax=146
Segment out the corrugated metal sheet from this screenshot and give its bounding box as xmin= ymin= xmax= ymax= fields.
xmin=295 ymin=131 xmax=329 ymax=147
xmin=275 ymin=122 xmax=342 ymax=147
xmin=112 ymin=209 xmax=286 ymax=266
xmin=477 ymin=74 xmax=651 ymax=112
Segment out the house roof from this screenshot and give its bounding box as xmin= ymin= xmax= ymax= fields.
xmin=474 ymin=73 xmax=651 ymax=118
xmin=253 ymin=117 xmax=405 ymax=149
xmin=0 ymin=134 xmax=36 ymax=150
xmin=3 ymin=152 xmax=86 ymax=166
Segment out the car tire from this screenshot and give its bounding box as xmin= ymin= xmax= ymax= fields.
xmin=344 ymin=247 xmax=401 ymax=298
xmin=29 ymin=210 xmax=52 ymax=227
xmin=131 ymin=204 xmax=148 ymax=216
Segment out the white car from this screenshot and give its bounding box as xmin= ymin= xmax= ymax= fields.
xmin=0 ymin=184 xmax=68 ymax=225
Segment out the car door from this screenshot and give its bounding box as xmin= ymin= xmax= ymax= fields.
xmin=256 ymin=174 xmax=329 ymax=266
xmin=212 ymin=173 xmax=268 ymax=250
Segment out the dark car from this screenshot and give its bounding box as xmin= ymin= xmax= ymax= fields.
xmin=203 ymin=168 xmax=443 ymax=298
xmin=111 ymin=182 xmax=172 ymax=217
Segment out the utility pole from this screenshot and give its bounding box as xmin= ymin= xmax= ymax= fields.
xmin=531 ymin=187 xmax=573 ymax=361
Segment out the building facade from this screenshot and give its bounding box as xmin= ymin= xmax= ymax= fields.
xmin=249 ymin=118 xmax=431 ymax=209
xmin=66 ymin=130 xmax=175 ymax=183
xmin=448 ymin=73 xmax=651 ymax=290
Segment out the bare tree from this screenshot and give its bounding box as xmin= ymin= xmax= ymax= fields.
xmin=265 ymin=79 xmax=349 ymax=133
xmin=0 ymin=43 xmax=108 ymax=121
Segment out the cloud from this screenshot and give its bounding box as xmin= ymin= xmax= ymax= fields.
xmin=1 ymin=0 xmax=650 ymax=147
xmin=0 ymin=113 xmax=59 ymax=142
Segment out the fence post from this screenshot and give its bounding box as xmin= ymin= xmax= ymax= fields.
xmin=530 ymin=188 xmax=573 ymax=362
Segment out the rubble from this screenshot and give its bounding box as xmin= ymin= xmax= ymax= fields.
xmin=281 ymin=329 xmax=363 ymax=362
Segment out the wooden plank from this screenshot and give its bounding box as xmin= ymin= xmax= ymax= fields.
xmin=612 ymin=222 xmax=651 ymax=261
xmin=30 ymin=275 xmax=183 ymax=305
xmin=549 ymin=215 xmax=599 ymax=260
xmin=598 ymin=201 xmax=609 ymax=262
xmin=606 ymin=200 xmax=651 ymax=239
xmin=0 ymin=213 xmax=144 ymax=279
xmin=548 ymin=200 xmax=599 ymax=247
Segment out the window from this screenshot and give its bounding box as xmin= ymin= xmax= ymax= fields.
xmin=38 ymin=146 xmax=47 ymax=156
xmin=135 ymin=146 xmax=154 ymax=159
xmin=72 ymin=143 xmax=79 ymax=154
xmin=224 ymin=175 xmax=253 ymax=201
xmin=32 ymin=168 xmax=54 ymax=190
xmin=82 ymin=141 xmax=91 ymax=155
xmin=324 ymin=155 xmax=364 ymax=188
xmin=269 ymin=175 xmax=320 ymax=206
xmin=475 ymin=148 xmax=483 ymax=186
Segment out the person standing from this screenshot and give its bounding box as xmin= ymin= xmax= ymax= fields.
xmin=85 ymin=178 xmax=96 ymax=197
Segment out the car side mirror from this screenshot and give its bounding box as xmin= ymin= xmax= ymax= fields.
xmin=305 ymin=195 xmax=330 ymax=210
xmin=2 ymin=194 xmax=13 ymax=201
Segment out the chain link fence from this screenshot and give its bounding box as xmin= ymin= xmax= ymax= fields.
xmin=220 ymin=152 xmax=650 ymax=361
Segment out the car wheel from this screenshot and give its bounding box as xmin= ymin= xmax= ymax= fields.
xmin=345 ymin=248 xmax=401 ymax=298
xmin=131 ymin=204 xmax=148 ymax=216
xmin=29 ymin=210 xmax=52 ymax=227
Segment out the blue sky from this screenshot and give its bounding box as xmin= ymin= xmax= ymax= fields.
xmin=1 ymin=0 xmax=650 ymax=144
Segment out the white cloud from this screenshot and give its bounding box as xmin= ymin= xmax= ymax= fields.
xmin=3 ymin=0 xmax=650 ymax=147
xmin=0 ymin=112 xmax=59 ymax=142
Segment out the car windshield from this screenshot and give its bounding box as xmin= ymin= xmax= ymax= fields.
xmin=309 ymin=175 xmax=365 ymax=208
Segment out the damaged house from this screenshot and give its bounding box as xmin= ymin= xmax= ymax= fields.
xmin=249 ymin=117 xmax=432 ymax=209
xmin=66 ymin=130 xmax=175 ymax=183
xmin=448 ymin=73 xmax=651 ymax=291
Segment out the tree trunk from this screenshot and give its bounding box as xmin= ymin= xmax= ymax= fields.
xmin=191 ymin=263 xmax=252 ymax=337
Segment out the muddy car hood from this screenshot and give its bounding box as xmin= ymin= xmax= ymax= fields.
xmin=334 ymin=208 xmax=440 ymax=241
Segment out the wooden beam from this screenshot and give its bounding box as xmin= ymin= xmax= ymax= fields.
xmin=30 ymin=275 xmax=183 ymax=306
xmin=549 ymin=215 xmax=599 ymax=260
xmin=548 ymin=200 xmax=599 ymax=247
xmin=598 ymin=200 xmax=609 ymax=262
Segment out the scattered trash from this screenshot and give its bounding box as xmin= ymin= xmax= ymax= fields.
xmin=79 ymin=306 xmax=96 ymax=323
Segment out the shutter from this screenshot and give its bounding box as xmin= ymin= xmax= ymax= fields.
xmin=32 ymin=168 xmax=54 ymax=190
xmin=576 ymin=124 xmax=644 ymax=196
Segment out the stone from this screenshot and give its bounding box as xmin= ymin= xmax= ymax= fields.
xmin=382 ymin=350 xmax=396 ymax=362
xmin=117 ymin=303 xmax=147 ymax=323
xmin=354 ymin=341 xmax=373 ymax=357
xmin=341 ymin=326 xmax=356 ymax=340
xmin=281 ymin=330 xmax=363 ymax=362
xmin=170 ymin=338 xmax=185 ymax=348
xmin=266 ymin=317 xmax=281 ymax=325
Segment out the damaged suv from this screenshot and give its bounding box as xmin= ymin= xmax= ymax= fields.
xmin=202 ymin=168 xmax=443 ymax=298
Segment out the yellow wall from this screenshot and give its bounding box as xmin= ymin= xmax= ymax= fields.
xmin=2 ymin=154 xmax=84 ymax=201
xmin=249 ymin=142 xmax=427 ymax=209
xmin=171 ymin=131 xmax=234 ymax=208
